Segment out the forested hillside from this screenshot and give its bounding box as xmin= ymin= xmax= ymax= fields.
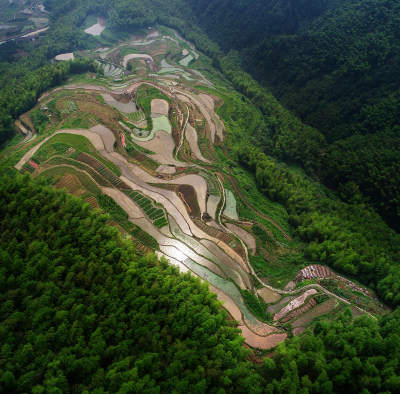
xmin=186 ymin=0 xmax=400 ymax=231
xmin=2 ymin=175 xmax=400 ymax=391
xmin=0 ymin=174 xmax=259 ymax=392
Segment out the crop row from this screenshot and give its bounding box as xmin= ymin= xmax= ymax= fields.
xmin=126 ymin=191 xmax=168 ymax=229
xmin=199 ymin=171 xmax=219 ymax=196
xmin=77 ymin=153 xmax=130 ymax=190
xmin=47 ymin=156 xmax=112 ymax=187
xmin=38 ymin=165 xmax=101 ymax=195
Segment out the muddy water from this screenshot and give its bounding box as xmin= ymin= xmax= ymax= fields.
xmin=201 ymin=239 xmax=250 ymax=281
xmin=169 ymin=217 xmax=249 ymax=289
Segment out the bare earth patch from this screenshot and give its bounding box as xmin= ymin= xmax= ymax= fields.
xmin=90 ymin=124 xmax=115 ymax=152
xmin=209 ymin=285 xmax=243 ymax=322
xmin=238 ymin=326 xmax=287 ymax=350
xmin=122 ymin=54 xmax=153 ymax=68
xmin=84 ymin=17 xmax=106 ymax=36
xmin=293 ymin=327 xmax=306 ymax=336
xmin=135 ymin=130 xmax=178 ymax=165
xmin=243 ymin=315 xmax=280 ymax=336
xmin=55 ymin=53 xmax=74 ymax=61
xmin=15 ymin=129 xmax=105 ymax=170
xmin=207 ymin=195 xmax=220 ymax=219
xmin=101 ymin=187 xmax=144 ymax=219
xmin=257 ymin=287 xmax=281 ymax=304
xmin=156 ymin=165 xmax=176 ymax=174
xmin=151 ymin=99 xmax=169 ymax=116
xmin=267 ymin=296 xmax=296 ymax=315
xmin=199 ymin=93 xmax=214 ymax=111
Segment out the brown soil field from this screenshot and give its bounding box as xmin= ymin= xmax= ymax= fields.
xmin=156 ymin=165 xmax=176 ymax=174
xmin=208 ymin=285 xmax=243 ymax=323
xmin=185 ymin=123 xmax=211 ymax=163
xmin=84 ymin=195 xmax=101 ymax=210
xmin=151 ymin=99 xmax=169 ymax=116
xmin=101 ymin=187 xmax=145 ymax=219
xmin=122 ymin=54 xmax=153 ymax=68
xmin=177 ymin=184 xmax=201 ymax=218
xmin=54 ymin=174 xmax=86 ymax=196
xmin=243 ymin=315 xmax=280 ymax=336
xmin=89 ymin=124 xmax=115 ymax=152
xmin=291 ymin=299 xmax=337 ymax=328
xmin=257 ymin=287 xmax=281 ymax=304
xmin=134 ymin=130 xmax=179 ymax=166
xmin=207 ymin=195 xmax=220 ymax=219
xmin=238 ymin=326 xmax=287 ymax=350
xmin=350 ymin=306 xmax=364 ymax=318
xmin=293 ymin=327 xmax=306 ymax=336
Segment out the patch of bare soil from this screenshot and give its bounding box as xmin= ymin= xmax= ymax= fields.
xmin=238 ymin=326 xmax=287 ymax=350
xmin=135 ymin=130 xmax=179 ymax=166
xmin=257 ymin=287 xmax=281 ymax=304
xmin=209 ymin=285 xmax=243 ymax=322
xmin=291 ymin=299 xmax=337 ymax=328
xmin=101 ymin=187 xmax=144 ymax=219
xmin=156 ymin=165 xmax=176 ymax=174
xmin=243 ymin=315 xmax=280 ymax=336
xmin=151 ymin=99 xmax=169 ymax=116
xmin=293 ymin=327 xmax=306 ymax=336
xmin=89 ymin=124 xmax=115 ymax=152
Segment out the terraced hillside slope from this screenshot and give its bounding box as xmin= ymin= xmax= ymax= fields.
xmin=3 ymin=26 xmax=387 ymax=353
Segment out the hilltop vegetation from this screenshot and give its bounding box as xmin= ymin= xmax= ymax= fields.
xmin=187 ymin=0 xmax=400 ymax=231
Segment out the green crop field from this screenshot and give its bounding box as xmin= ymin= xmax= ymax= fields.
xmin=125 ymin=190 xmax=168 ymax=229
xmin=39 ymin=134 xmax=121 ymax=176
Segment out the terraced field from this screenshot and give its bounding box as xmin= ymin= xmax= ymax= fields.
xmin=10 ymin=26 xmax=385 ymax=352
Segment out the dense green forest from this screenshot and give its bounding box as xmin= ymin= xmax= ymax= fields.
xmin=236 ymin=146 xmax=400 ymax=306
xmin=186 ymin=0 xmax=400 ymax=231
xmin=0 ymin=174 xmax=259 ymax=392
xmin=2 ymin=174 xmax=400 ymax=392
